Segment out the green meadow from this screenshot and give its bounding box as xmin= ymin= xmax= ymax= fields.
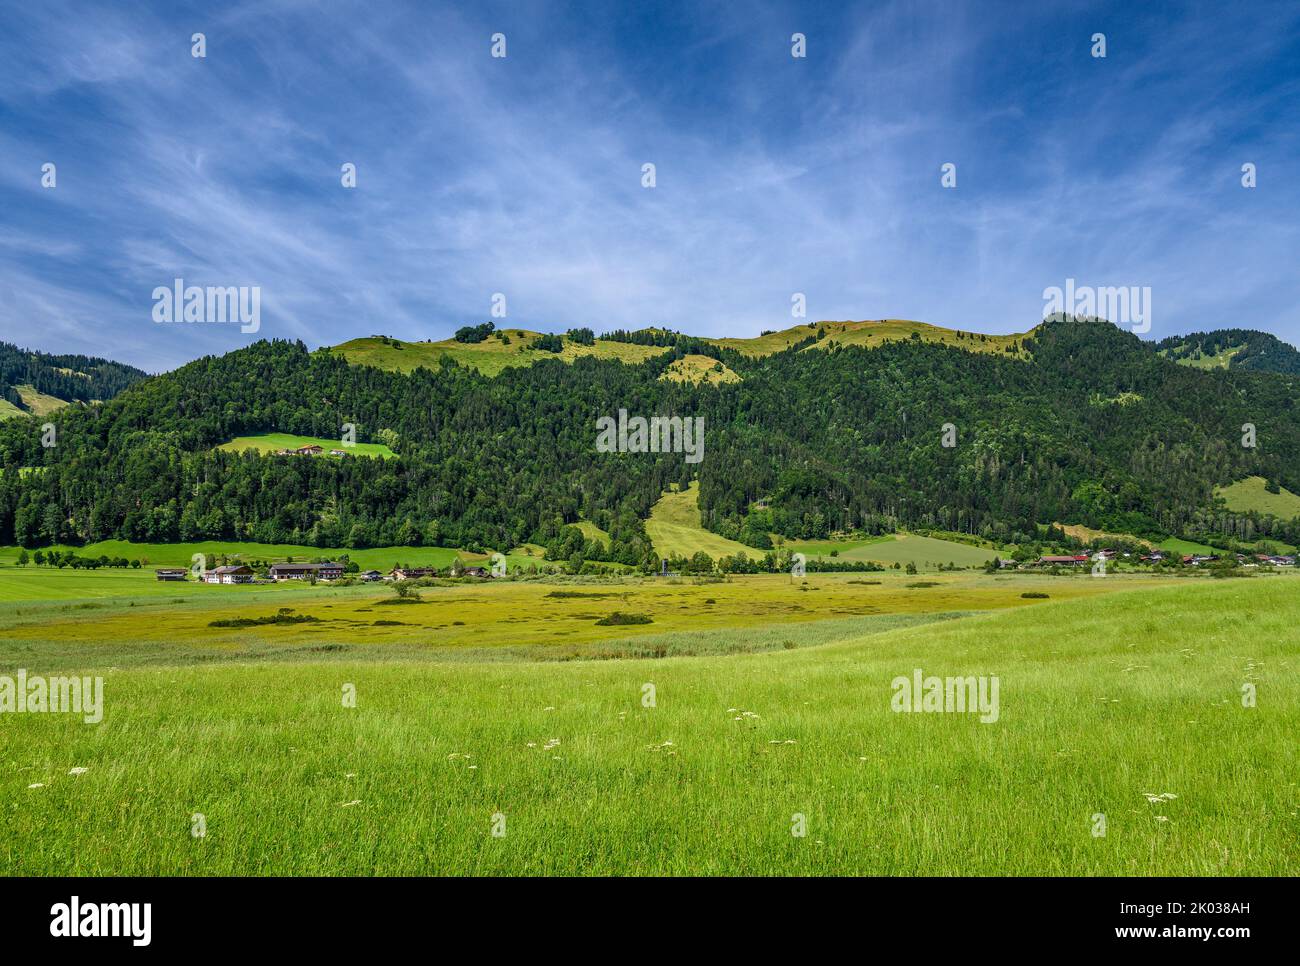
xmin=786 ymin=533 xmax=997 ymax=569
xmin=0 ymin=571 xmax=1294 ymax=875
xmin=645 ymin=483 xmax=754 ymax=559
xmin=217 ymin=432 xmax=397 ymax=459
xmin=643 ymin=482 xmax=1000 ymax=569
xmin=1217 ymin=475 xmax=1300 ymax=519
xmin=708 ymin=318 xmax=1031 ymax=359
xmin=0 ymin=541 xmax=533 ymax=576
xmin=1157 ymin=536 xmax=1222 ymax=556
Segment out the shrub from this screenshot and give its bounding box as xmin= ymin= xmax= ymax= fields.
xmin=453 ymin=322 xmax=495 ymax=343
xmin=594 ymin=611 xmax=653 ymax=626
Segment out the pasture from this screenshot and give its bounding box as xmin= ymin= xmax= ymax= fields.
xmin=0 ymin=541 xmax=546 ymax=580
xmin=644 ymin=483 xmax=1001 ymax=569
xmin=217 ymin=433 xmax=397 ymax=459
xmin=709 ymin=318 xmax=1031 ymax=359
xmin=645 ymin=483 xmax=754 ymax=560
xmin=786 ymin=533 xmax=997 ymax=569
xmin=1217 ymin=475 xmax=1300 ymax=520
xmin=660 ymin=354 xmax=742 ymax=385
xmin=0 ymin=572 xmax=1294 ymax=875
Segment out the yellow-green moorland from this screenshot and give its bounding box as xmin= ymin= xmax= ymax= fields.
xmin=0 ymin=572 xmax=1295 ymax=875
xmin=0 ymin=571 xmax=1148 ymax=661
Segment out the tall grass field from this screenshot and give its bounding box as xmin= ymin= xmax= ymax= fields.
xmin=1 ymin=572 xmax=1294 ymax=875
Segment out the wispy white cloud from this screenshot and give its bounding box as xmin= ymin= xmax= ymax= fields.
xmin=0 ymin=0 xmax=1296 ymax=369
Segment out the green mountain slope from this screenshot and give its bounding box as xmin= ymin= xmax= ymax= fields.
xmin=3 ymin=317 xmax=1300 ymax=561
xmin=0 ymin=342 xmax=148 ymax=420
xmin=1156 ymin=328 xmax=1300 ymax=375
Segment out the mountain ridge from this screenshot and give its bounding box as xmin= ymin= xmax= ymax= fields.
xmin=330 ymin=318 xmax=1037 ymax=379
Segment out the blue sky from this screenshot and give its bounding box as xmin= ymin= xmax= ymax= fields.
xmin=1 ymin=0 xmax=1297 ymax=371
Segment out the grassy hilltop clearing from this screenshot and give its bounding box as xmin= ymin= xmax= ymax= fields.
xmin=659 ymin=354 xmax=742 ymax=385
xmin=709 ymin=318 xmax=1032 ymax=359
xmin=9 ymin=385 xmax=68 ymax=417
xmin=331 ymin=319 xmax=1031 ymax=378
xmin=1157 ymin=329 xmax=1300 ymax=375
xmin=217 ymin=433 xmax=397 ymax=459
xmin=332 ymin=331 xmax=664 ymax=377
xmin=0 ymin=572 xmax=1294 ymax=876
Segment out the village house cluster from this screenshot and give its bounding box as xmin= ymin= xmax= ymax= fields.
xmin=156 ymin=562 xmax=498 ymax=584
xmin=275 ymin=444 xmax=350 ymax=457
xmin=1029 ymin=549 xmax=1294 ymax=568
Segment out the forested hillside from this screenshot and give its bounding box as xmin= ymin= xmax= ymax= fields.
xmin=1156 ymin=328 xmax=1300 ymax=375
xmin=1 ymin=317 xmax=1298 ymax=557
xmin=0 ymin=342 xmax=148 ymax=416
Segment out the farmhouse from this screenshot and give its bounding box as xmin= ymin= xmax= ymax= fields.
xmin=155 ymin=568 xmax=188 ymax=581
xmin=461 ymin=566 xmax=492 ymax=578
xmin=204 ymin=565 xmax=253 ymax=585
xmin=272 ymin=444 xmax=327 ymax=456
xmin=268 ymin=562 xmax=343 ymax=581
xmin=360 ymin=569 xmax=384 ymax=581
xmin=1037 ymin=555 xmax=1089 ymax=567
xmin=390 ymin=567 xmax=437 ymax=580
